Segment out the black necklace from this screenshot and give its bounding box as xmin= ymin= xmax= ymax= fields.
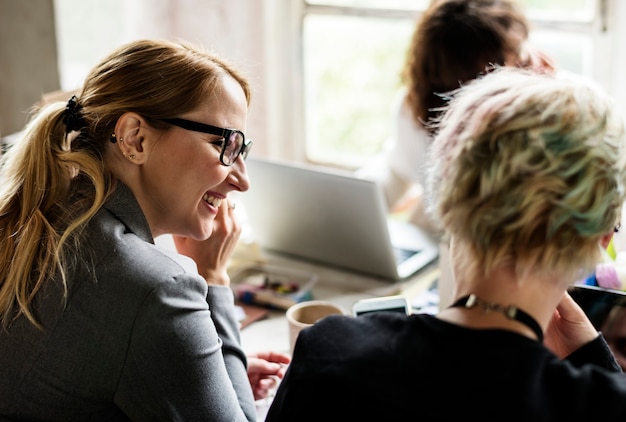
xmin=449 ymin=294 xmax=543 ymax=342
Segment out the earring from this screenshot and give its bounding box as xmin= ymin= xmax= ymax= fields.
xmin=129 ymin=154 xmax=136 ymax=159
xmin=110 ymin=133 xmax=117 ymax=143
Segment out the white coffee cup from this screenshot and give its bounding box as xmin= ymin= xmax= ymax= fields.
xmin=285 ymin=300 xmax=346 ymax=353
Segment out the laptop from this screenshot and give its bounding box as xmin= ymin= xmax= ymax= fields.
xmin=238 ymin=157 xmax=439 ymax=281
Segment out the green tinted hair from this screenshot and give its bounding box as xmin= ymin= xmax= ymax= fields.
xmin=0 ymin=39 xmax=251 ymax=327
xmin=427 ymin=67 xmax=626 ymax=281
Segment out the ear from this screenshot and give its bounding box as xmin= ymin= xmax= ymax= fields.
xmin=113 ymin=112 xmax=148 ymax=163
xmin=600 ymin=231 xmax=615 ymax=249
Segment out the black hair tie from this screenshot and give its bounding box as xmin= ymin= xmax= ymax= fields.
xmin=63 ymin=95 xmax=85 ymax=134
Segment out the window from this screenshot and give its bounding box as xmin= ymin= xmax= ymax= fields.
xmin=298 ymin=0 xmax=604 ymax=169
xmin=53 ymin=0 xmax=127 ymax=91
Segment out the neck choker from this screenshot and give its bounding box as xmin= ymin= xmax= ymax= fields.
xmin=449 ymin=294 xmax=543 ymax=342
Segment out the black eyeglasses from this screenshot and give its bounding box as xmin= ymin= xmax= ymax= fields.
xmin=158 ymin=117 xmax=252 ymax=166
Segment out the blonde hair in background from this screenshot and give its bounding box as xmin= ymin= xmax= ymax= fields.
xmin=0 ymin=39 xmax=251 ymax=328
xmin=427 ymin=67 xmax=626 ymax=283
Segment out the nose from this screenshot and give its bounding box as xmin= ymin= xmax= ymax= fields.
xmin=228 ymin=159 xmax=251 ymax=192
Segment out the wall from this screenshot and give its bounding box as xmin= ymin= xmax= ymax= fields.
xmin=120 ymin=0 xmax=269 ymax=151
xmin=0 ymin=0 xmax=60 ymax=137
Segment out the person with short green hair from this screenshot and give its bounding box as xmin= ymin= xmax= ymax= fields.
xmin=267 ymin=67 xmax=626 ymax=422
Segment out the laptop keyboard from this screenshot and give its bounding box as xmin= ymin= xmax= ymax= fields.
xmin=393 ymin=247 xmax=420 ymax=264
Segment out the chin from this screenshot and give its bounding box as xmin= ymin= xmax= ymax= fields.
xmin=197 ymin=221 xmax=215 ymax=240
xmin=176 ymin=221 xmax=213 ymax=242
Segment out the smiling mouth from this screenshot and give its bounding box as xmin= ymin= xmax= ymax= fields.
xmin=202 ymin=193 xmax=223 ymax=208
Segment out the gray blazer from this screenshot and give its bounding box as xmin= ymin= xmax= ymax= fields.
xmin=0 ymin=183 xmax=256 ymax=421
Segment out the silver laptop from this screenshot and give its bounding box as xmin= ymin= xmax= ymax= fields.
xmin=239 ymin=157 xmax=439 ymax=281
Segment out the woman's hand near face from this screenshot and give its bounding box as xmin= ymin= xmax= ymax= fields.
xmin=173 ymin=198 xmax=240 ymax=286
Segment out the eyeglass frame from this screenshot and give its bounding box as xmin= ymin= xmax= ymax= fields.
xmin=158 ymin=117 xmax=252 ymax=166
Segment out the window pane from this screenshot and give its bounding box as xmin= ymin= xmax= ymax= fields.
xmin=303 ymin=14 xmax=414 ymax=167
xmin=54 ymin=0 xmax=126 ymax=90
xmin=306 ymin=0 xmax=595 ymax=19
xmin=530 ymin=30 xmax=592 ymax=76
xmin=521 ymin=0 xmax=595 ymax=21
xmin=306 ymin=0 xmax=428 ymax=10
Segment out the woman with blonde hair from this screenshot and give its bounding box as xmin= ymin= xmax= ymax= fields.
xmin=267 ymin=67 xmax=626 ymax=421
xmin=0 ymin=39 xmax=289 ymax=420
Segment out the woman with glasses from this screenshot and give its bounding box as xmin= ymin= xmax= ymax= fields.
xmin=357 ymin=0 xmax=554 ymax=238
xmin=0 ymin=39 xmax=289 ymax=420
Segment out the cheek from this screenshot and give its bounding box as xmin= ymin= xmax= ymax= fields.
xmin=156 ymin=138 xmax=204 ymax=168
xmin=171 ymin=144 xmax=227 ymax=185
xmin=149 ymin=136 xmax=228 ymax=187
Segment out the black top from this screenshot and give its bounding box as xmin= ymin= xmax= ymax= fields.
xmin=266 ymin=312 xmax=626 ymax=422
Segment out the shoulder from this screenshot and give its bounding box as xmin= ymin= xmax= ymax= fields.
xmin=294 ymin=312 xmax=418 ymax=362
xmin=392 ymin=89 xmax=429 ymax=145
xmin=391 ymin=87 xmax=410 ymax=115
xmin=83 ymin=205 xmax=208 ymax=300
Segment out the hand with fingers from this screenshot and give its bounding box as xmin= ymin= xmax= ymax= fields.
xmin=246 ymin=351 xmax=291 ymax=400
xmin=173 ymin=198 xmax=241 ymax=286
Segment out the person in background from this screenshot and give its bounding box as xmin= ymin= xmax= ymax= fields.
xmin=356 ymin=0 xmax=554 ymax=237
xmin=0 ymin=39 xmax=289 ymax=421
xmin=601 ymin=303 xmax=626 ymax=371
xmin=266 ymin=67 xmax=626 ymax=421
